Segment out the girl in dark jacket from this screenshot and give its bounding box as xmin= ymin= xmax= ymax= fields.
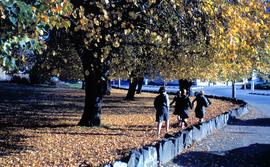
xmin=170 ymin=89 xmax=192 ymax=128
xmin=154 ymin=86 xmax=170 ymax=136
xmin=192 ymin=90 xmax=211 ymax=123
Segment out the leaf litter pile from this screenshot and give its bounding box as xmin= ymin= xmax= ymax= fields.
xmin=0 ymin=83 xmax=239 ymax=166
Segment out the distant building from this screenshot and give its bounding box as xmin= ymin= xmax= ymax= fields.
xmin=193 ymin=79 xmax=231 ymax=87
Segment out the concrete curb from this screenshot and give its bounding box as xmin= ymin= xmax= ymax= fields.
xmin=249 ymin=92 xmax=270 ymax=96
xmin=104 ymin=87 xmax=249 ymax=167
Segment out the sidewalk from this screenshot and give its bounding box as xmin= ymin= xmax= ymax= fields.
xmin=166 ymin=107 xmax=270 ymax=167
xmin=249 ymin=90 xmax=270 ymax=96
xmin=113 ymin=84 xmax=270 ymax=166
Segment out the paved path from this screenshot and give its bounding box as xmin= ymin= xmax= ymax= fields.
xmin=165 ymin=87 xmax=270 ymax=167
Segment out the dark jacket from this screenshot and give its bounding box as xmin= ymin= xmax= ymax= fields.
xmin=192 ymin=95 xmax=211 ymax=118
xmin=170 ymin=94 xmax=181 ymax=109
xmin=171 ymin=95 xmax=192 ymax=118
xmin=179 ymin=95 xmax=192 ymax=112
xmin=154 ymin=93 xmax=169 ymax=115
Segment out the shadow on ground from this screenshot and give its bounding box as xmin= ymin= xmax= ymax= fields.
xmin=171 ymin=143 xmax=270 ymax=167
xmin=0 ymin=83 xmax=85 ymax=129
xmin=0 ymin=83 xmax=86 ymax=156
xmin=228 ymin=118 xmax=270 ymax=127
xmin=0 ymin=130 xmax=35 ymax=156
xmin=0 ymin=83 xmax=154 ymax=157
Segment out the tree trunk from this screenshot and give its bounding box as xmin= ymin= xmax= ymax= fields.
xmin=103 ymin=79 xmax=111 ymax=95
xmin=178 ymin=79 xmax=184 ymax=93
xmin=125 ymin=77 xmax=138 ymax=100
xmin=76 ymin=48 xmax=103 ymax=127
xmin=136 ymin=77 xmax=144 ymax=94
xmin=232 ymin=81 xmax=236 ymax=99
xmin=186 ymin=80 xmax=193 ymax=96
xmin=178 ymin=79 xmax=192 ymax=96
xmin=78 ymin=74 xmax=102 ymax=126
xmin=81 ymin=80 xmax=85 ymax=89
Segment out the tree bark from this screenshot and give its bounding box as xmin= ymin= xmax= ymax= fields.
xmin=76 ymin=48 xmax=103 ymax=127
xmin=125 ymin=77 xmax=138 ymax=100
xmin=136 ymin=77 xmax=144 ymax=94
xmin=78 ymin=73 xmax=102 ymax=126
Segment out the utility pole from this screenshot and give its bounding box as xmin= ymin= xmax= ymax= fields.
xmin=251 ymin=70 xmax=256 ymax=92
xmin=118 ymin=78 xmax=121 ymax=88
xmin=232 ymin=80 xmax=236 ymax=99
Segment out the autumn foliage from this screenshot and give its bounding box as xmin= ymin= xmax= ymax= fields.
xmin=0 ymin=0 xmax=269 ymax=80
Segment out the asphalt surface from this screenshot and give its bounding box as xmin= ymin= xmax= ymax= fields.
xmin=165 ymin=87 xmax=270 ymax=167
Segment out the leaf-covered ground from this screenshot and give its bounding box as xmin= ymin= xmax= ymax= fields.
xmin=0 ymin=83 xmax=239 ymax=166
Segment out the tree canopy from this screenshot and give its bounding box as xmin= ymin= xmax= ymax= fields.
xmin=203 ymin=0 xmax=270 ymax=81
xmin=1 ymin=0 xmax=269 ymax=80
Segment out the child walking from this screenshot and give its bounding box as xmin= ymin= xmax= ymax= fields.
xmin=154 ymin=86 xmax=170 ymax=136
xmin=170 ymin=91 xmax=182 ymax=125
xmin=192 ymin=90 xmax=211 ymax=123
xmin=170 ymin=89 xmax=192 ymax=128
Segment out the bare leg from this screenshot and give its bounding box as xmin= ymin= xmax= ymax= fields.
xmin=165 ymin=120 xmax=169 ymax=133
xmin=199 ymin=118 xmax=204 ymax=123
xmin=157 ymin=122 xmax=162 ymax=136
xmin=183 ymin=118 xmax=188 ymax=127
xmin=177 ymin=116 xmax=182 ymax=125
xmin=181 ymin=119 xmax=185 ymax=128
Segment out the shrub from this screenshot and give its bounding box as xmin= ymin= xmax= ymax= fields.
xmin=255 ymin=83 xmax=270 ymax=90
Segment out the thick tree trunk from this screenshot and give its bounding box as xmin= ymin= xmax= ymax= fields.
xmin=136 ymin=77 xmax=144 ymax=94
xmin=76 ymin=48 xmax=103 ymax=127
xmin=78 ymin=73 xmax=102 ymax=126
xmin=125 ymin=77 xmax=138 ymax=100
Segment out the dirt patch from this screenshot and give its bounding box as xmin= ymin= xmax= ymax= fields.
xmin=0 ymin=83 xmax=239 ymax=166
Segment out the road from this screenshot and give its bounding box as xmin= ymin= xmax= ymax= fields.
xmin=166 ymin=86 xmax=270 ymax=167
xmin=203 ymin=86 xmax=270 ymax=117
